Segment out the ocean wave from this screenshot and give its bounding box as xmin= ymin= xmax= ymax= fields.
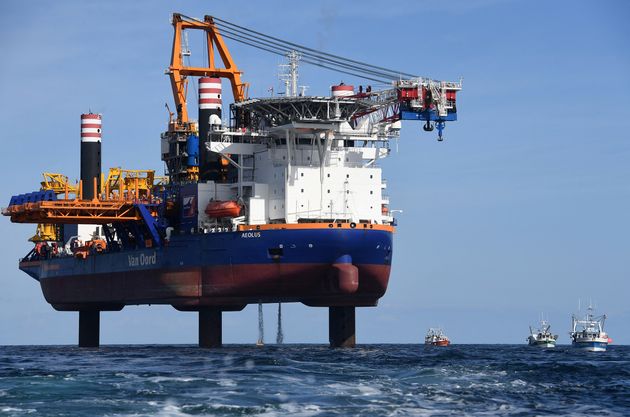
xmin=0 ymin=345 xmax=628 ymax=416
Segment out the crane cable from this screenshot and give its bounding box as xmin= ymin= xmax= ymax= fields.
xmin=211 ymin=16 xmax=418 ymax=79
xmin=178 ymin=14 xmax=417 ymax=83
xmin=212 ymin=21 xmax=409 ymax=82
xmin=217 ymin=31 xmax=389 ymax=84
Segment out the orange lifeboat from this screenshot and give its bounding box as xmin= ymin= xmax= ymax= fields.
xmin=205 ymin=200 xmax=241 ymax=218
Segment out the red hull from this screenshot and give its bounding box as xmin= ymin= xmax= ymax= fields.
xmin=38 ymin=263 xmax=390 ymax=311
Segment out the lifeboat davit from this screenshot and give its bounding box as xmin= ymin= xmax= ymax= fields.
xmin=205 ymin=200 xmax=241 ymax=218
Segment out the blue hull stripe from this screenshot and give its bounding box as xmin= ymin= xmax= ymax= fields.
xmin=572 ymin=341 xmax=608 ymax=350
xmin=21 ymin=228 xmax=393 ymax=280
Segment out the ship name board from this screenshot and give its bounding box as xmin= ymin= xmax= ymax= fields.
xmin=241 ymin=232 xmax=261 ymax=238
xmin=128 ymin=252 xmax=157 ymax=267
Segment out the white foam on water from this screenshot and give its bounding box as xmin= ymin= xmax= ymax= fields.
xmin=148 ymin=376 xmax=201 ymax=383
xmin=274 ymin=392 xmax=289 ymax=402
xmin=277 ymin=402 xmax=321 ymax=416
xmin=222 ymin=354 xmax=234 ymax=366
xmin=0 ymin=407 xmax=36 ymax=414
xmin=429 ymin=393 xmax=464 ymax=405
xmin=387 ymin=406 xmax=452 ymax=417
xmin=114 ymin=372 xmax=140 ymax=379
xmin=357 ymin=384 xmax=382 ymax=396
xmin=217 ymin=378 xmax=237 ymax=387
xmin=154 ymin=400 xmax=193 ymax=417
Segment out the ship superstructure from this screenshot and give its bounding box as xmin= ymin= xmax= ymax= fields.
xmin=3 ymin=14 xmax=462 ymax=348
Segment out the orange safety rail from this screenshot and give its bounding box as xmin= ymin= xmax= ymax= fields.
xmin=5 ymin=200 xmax=157 ymax=225
xmin=238 ymin=223 xmax=396 ymax=233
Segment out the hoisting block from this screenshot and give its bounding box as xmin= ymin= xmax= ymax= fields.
xmin=329 ymin=306 xmax=356 ymax=348
xmin=199 ymin=308 xmax=222 ymax=348
xmin=78 ymin=310 xmax=100 ymax=348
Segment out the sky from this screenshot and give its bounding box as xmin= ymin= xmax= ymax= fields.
xmin=0 ymin=0 xmax=628 ymax=346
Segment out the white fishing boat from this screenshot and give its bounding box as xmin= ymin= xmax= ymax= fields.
xmin=570 ymin=304 xmax=611 ymax=352
xmin=527 ymin=319 xmax=558 ymax=348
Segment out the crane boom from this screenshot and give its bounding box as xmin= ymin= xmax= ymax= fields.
xmin=168 ymin=13 xmax=249 ymax=126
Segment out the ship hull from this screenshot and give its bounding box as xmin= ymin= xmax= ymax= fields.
xmin=527 ymin=337 xmax=556 ymax=348
xmin=426 ymin=340 xmax=450 ymax=347
xmin=572 ymin=340 xmax=608 ymax=352
xmin=19 ymin=228 xmax=393 ymax=311
xmin=528 ymin=341 xmax=556 ymax=348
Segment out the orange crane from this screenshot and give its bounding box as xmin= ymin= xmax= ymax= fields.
xmin=168 ymin=13 xmax=248 ymax=128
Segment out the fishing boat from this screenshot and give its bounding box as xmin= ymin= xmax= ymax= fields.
xmin=425 ymin=328 xmax=450 ymax=346
xmin=570 ymin=304 xmax=610 ymax=352
xmin=527 ymin=319 xmax=558 ymax=348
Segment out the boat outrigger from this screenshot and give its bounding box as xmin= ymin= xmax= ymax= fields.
xmin=527 ymin=318 xmax=558 ymax=348
xmin=570 ymin=304 xmax=611 ymax=352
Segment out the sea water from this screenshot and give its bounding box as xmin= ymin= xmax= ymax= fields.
xmin=0 ymin=344 xmax=628 ymax=416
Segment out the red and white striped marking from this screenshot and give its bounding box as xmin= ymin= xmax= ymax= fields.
xmin=332 ymin=84 xmax=354 ymax=97
xmin=199 ymin=77 xmax=222 ymax=110
xmin=81 ymin=113 xmax=102 ymax=143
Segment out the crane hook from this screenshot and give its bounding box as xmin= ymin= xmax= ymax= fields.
xmin=436 ymin=121 xmax=445 ymax=141
xmin=423 ymin=121 xmax=434 ymax=132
